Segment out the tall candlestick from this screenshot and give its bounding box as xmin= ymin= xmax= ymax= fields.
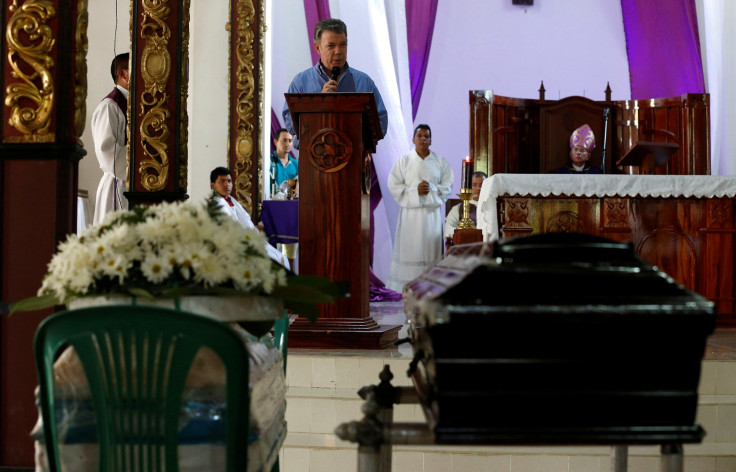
xmin=461 ymin=156 xmax=473 ymax=190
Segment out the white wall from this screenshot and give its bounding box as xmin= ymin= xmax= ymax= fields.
xmin=414 ymin=0 xmax=631 ymax=192
xmin=188 ymin=3 xmax=230 ymax=203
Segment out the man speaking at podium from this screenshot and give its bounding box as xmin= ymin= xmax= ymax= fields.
xmin=282 ymin=18 xmax=388 ymax=140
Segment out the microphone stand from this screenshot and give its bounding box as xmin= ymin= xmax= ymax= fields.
xmin=270 ymin=154 xmax=277 ymax=196
xmin=601 ymin=108 xmax=610 ymax=173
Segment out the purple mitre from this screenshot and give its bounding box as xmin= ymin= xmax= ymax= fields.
xmin=569 ymin=124 xmax=596 ymax=152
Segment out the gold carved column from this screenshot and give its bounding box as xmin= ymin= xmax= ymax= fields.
xmin=127 ymin=0 xmax=191 ymax=205
xmin=227 ymin=0 xmax=265 ymax=218
xmin=1 ymin=0 xmax=88 ymax=466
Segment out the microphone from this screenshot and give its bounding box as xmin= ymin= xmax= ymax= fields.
xmin=331 ymin=66 xmax=340 ymax=82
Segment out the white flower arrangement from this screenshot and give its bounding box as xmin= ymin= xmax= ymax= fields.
xmin=13 ymin=199 xmax=338 ymax=321
xmin=39 ymin=199 xmax=286 ymax=303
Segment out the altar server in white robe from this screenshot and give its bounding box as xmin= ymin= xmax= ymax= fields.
xmin=387 ymin=125 xmax=453 ymax=292
xmin=91 ymin=53 xmax=130 ymax=225
xmin=210 ymin=167 xmax=290 ymax=270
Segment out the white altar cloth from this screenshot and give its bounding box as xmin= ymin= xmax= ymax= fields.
xmin=477 ymin=174 xmax=736 ymax=241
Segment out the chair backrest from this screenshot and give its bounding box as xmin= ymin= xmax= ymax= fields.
xmin=272 ymin=313 xmax=289 ymax=372
xmin=34 ymin=305 xmax=251 ymax=472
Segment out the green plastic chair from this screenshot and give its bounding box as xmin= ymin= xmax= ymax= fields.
xmin=34 ymin=305 xmax=256 ymax=472
xmin=272 ymin=312 xmax=289 ymax=372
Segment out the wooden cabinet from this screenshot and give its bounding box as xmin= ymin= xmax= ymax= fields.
xmin=469 ymin=88 xmax=710 ymax=176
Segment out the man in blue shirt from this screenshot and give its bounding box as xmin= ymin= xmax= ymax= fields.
xmin=282 ymin=18 xmax=388 ymax=142
xmin=270 ymin=128 xmax=298 ymax=196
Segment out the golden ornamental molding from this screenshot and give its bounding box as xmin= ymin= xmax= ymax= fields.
xmin=232 ymin=0 xmax=256 ymax=214
xmin=256 ymin=2 xmax=265 ymax=207
xmin=138 ymin=0 xmax=172 ymax=192
xmin=73 ymin=0 xmax=89 ymax=141
xmin=178 ymin=0 xmax=191 ymax=191
xmin=3 ymin=0 xmax=56 ymax=143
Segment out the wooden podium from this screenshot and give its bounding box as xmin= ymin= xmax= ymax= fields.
xmin=616 ymin=141 xmax=680 ymax=174
xmin=285 ymin=93 xmax=400 ymax=349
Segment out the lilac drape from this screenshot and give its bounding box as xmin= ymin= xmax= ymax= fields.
xmin=620 ymin=0 xmax=705 ymax=99
xmin=406 ymin=0 xmax=438 ymax=119
xmin=303 ymin=0 xmax=331 ymax=65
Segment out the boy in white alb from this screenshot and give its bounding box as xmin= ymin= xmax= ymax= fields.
xmin=210 ymin=167 xmax=290 ymax=269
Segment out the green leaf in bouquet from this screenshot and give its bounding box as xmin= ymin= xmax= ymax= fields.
xmin=161 ymin=285 xmax=246 ymax=298
xmin=127 ymin=287 xmax=157 ymax=299
xmin=271 ymin=284 xmax=336 ymax=305
xmin=281 ymin=300 xmax=321 ymax=324
xmin=284 ymin=274 xmax=344 ymax=298
xmin=9 ymin=294 xmax=59 ymax=314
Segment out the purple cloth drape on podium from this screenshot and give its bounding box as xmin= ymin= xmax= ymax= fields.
xmin=261 ymin=200 xmax=299 ymax=246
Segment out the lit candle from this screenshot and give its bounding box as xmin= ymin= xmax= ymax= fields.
xmin=461 ymin=156 xmax=473 ymax=190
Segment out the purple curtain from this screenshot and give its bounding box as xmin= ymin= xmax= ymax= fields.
xmin=406 ymin=0 xmax=439 ymax=119
xmin=620 ymin=0 xmax=705 ymax=99
xmin=303 ymin=0 xmax=331 ymax=65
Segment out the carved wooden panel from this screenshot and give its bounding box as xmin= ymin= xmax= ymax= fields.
xmin=615 ymin=94 xmax=709 ymax=175
xmin=2 ymin=0 xmax=88 ymax=145
xmin=469 ymin=91 xmax=539 ymax=175
xmin=500 ymin=197 xmax=532 ymax=237
xmin=637 ymin=228 xmax=697 ymax=286
xmin=497 ymin=195 xmax=735 ymax=323
xmin=601 ymin=197 xmax=630 ymax=232
xmin=308 ymin=128 xmax=353 ymax=172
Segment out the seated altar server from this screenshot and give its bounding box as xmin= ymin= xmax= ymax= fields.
xmin=551 ymin=124 xmax=603 ymax=174
xmin=210 ymin=167 xmax=290 ymax=269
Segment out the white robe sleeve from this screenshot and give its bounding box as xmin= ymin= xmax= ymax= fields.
xmin=388 ymin=154 xmax=423 ymax=209
xmin=444 ymin=203 xmax=461 ymax=235
xmin=213 ymin=196 xmax=290 ymax=270
xmin=91 ymin=97 xmax=128 ymax=224
xmin=91 ymin=98 xmax=127 ymax=178
xmin=427 ymin=153 xmax=454 ymax=206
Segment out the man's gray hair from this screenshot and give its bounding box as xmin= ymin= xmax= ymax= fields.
xmin=314 ymin=18 xmax=347 ymax=43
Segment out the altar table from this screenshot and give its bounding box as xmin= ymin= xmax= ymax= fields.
xmin=477 ymin=174 xmax=736 ymax=320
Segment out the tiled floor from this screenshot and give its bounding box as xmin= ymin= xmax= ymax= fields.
xmin=282 ymin=302 xmax=736 ymax=472
xmin=290 ymin=301 xmax=736 ymax=362
xmin=705 ymin=328 xmax=736 ymax=360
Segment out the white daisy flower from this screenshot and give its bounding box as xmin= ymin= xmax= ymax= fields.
xmin=141 ymin=253 xmax=174 ymax=284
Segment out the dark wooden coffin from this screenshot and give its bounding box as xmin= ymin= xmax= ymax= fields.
xmin=403 ymin=233 xmax=715 ymax=444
